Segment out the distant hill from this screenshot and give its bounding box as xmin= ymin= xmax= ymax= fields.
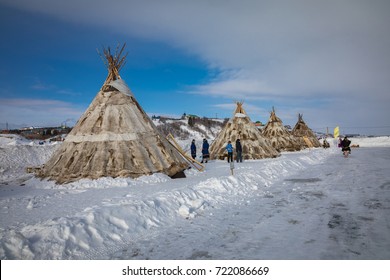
xmin=153 ymin=117 xmax=227 ymax=141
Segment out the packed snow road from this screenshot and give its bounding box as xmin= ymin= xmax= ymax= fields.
xmin=112 ymin=147 xmax=390 ymax=260
xmin=0 ymin=143 xmax=389 ymax=259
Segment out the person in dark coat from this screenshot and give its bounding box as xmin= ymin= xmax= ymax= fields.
xmin=190 ymin=139 xmax=196 ymax=160
xmin=236 ymin=139 xmax=243 ymax=162
xmin=201 ymin=139 xmax=209 ymax=163
xmin=341 ymin=136 xmax=351 ymax=154
xmin=322 ymin=138 xmax=330 ymax=148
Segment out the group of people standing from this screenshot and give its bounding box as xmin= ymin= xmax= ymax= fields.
xmin=191 ymin=139 xmax=210 ymax=163
xmin=225 ymin=139 xmax=242 ymax=163
xmin=191 ymin=136 xmax=353 ymax=163
xmin=190 ymin=138 xmax=243 ymax=164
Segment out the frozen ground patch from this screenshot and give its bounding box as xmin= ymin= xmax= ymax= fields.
xmin=0 ymin=136 xmax=389 ymax=260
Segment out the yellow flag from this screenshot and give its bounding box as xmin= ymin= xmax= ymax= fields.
xmin=333 ymin=126 xmax=340 ymax=138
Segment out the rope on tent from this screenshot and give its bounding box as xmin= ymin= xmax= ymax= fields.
xmin=166 ymin=134 xmax=205 ymax=172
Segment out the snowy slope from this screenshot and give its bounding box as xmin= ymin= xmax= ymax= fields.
xmin=0 ymin=134 xmax=389 ymax=260
xmin=0 ymin=135 xmax=60 ymax=184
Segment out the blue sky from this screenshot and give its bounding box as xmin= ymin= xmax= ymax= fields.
xmin=1 ymin=0 xmax=390 ymax=135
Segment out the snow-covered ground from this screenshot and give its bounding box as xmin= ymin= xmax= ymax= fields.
xmin=0 ymin=134 xmax=389 ymax=260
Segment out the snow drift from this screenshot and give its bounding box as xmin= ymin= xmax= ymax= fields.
xmin=0 ymin=134 xmax=389 ymax=259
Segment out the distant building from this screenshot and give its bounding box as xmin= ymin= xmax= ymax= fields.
xmin=254 ymin=121 xmax=264 ymax=127
xmin=182 ymin=113 xmax=200 ymax=120
xmin=16 ymin=126 xmax=72 ymax=140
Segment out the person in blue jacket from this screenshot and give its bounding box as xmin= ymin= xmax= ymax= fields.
xmin=201 ymin=139 xmax=209 ymax=163
xmin=190 ymin=139 xmax=196 ymax=160
xmin=226 ymin=140 xmax=234 ymax=162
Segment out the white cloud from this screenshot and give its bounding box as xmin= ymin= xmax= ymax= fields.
xmin=4 ymin=1 xmax=390 ymax=98
xmin=2 ymin=0 xmax=390 ymax=134
xmin=0 ymin=98 xmax=84 ymax=127
xmin=190 ymin=76 xmax=277 ymax=100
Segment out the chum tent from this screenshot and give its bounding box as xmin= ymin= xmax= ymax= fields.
xmin=291 ymin=114 xmax=321 ymax=148
xmin=262 ymin=107 xmax=302 ymax=152
xmin=209 ymin=102 xmax=280 ymax=160
xmin=37 ymin=44 xmax=188 ymax=183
